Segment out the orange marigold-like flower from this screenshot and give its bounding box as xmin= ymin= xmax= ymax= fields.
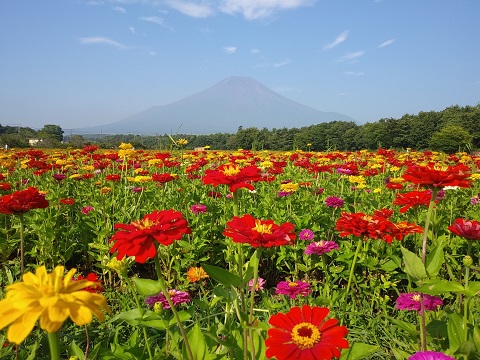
xmin=110 ymin=210 xmax=191 ymax=263
xmin=202 ymin=164 xmax=262 ymax=193
xmin=223 ymin=214 xmax=295 ymax=247
xmin=186 ymin=267 xmax=209 ymax=282
xmin=265 ymin=305 xmax=349 ymax=360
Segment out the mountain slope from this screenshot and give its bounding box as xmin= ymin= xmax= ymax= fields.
xmin=81 ymin=76 xmax=354 ymax=135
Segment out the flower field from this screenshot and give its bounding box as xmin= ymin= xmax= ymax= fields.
xmin=1 ymin=144 xmax=480 ymax=359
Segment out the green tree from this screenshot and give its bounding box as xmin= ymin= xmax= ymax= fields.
xmin=429 ymin=125 xmax=473 ymax=153
xmin=38 ymin=124 xmax=64 ymax=142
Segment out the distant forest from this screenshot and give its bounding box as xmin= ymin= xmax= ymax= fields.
xmin=2 ymin=104 xmax=480 ymax=154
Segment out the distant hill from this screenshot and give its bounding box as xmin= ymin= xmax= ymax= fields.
xmin=79 ymin=76 xmax=355 ymax=135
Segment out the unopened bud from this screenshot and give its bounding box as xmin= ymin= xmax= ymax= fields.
xmin=463 ymin=255 xmax=473 ymax=268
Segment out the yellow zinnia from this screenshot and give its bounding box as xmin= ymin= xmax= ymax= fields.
xmin=0 ymin=265 xmax=110 ymax=344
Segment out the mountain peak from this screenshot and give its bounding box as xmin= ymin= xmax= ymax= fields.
xmin=81 ymin=77 xmax=354 ymax=135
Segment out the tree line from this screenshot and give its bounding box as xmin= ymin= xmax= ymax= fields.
xmin=2 ymin=104 xmax=479 ymax=153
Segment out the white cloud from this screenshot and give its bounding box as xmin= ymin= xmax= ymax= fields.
xmin=323 ymin=30 xmax=348 ymax=50
xmin=345 ymin=71 xmax=365 ymax=76
xmin=113 ymin=6 xmax=126 ymax=13
xmin=250 ymin=48 xmax=260 ymax=54
xmin=273 ymin=59 xmax=291 ymax=68
xmin=378 ymin=39 xmax=395 ymax=48
xmin=150 ymin=51 xmax=157 ymax=55
xmin=129 ymin=26 xmax=135 ymax=34
xmin=224 ymin=46 xmax=237 ymax=54
xmin=78 ymin=36 xmax=127 ymax=49
xmin=165 ymin=0 xmax=215 ymax=18
xmin=336 ymin=51 xmax=365 ymax=63
xmin=139 ymin=16 xmax=173 ymax=30
xmin=219 ymin=0 xmax=316 ymax=20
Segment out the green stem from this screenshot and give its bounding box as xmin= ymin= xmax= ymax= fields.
xmin=154 ymin=253 xmax=194 ymax=360
xmin=341 ymin=238 xmax=363 ymax=325
xmin=47 ymin=331 xmax=61 ymax=360
xmin=247 ymin=250 xmax=262 ymax=359
xmin=122 ymin=275 xmax=153 ymax=360
xmin=463 ymin=241 xmax=473 ymax=344
xmin=18 ymin=213 xmax=25 ymax=274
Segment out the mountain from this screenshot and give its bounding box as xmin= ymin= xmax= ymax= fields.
xmin=80 ymin=76 xmax=355 ymax=135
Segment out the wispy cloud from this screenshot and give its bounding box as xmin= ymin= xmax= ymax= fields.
xmin=323 ymin=30 xmax=348 ymax=50
xmin=224 ymin=46 xmax=237 ymax=54
xmin=219 ymin=0 xmax=316 ymax=20
xmin=345 ymin=71 xmax=365 ymax=76
xmin=165 ymin=0 xmax=215 ymax=18
xmin=377 ymin=38 xmax=395 ymax=48
xmin=250 ymin=48 xmax=260 ymax=54
xmin=336 ymin=51 xmax=365 ymax=63
xmin=139 ymin=16 xmax=173 ymax=30
xmin=129 ymin=26 xmax=135 ymax=34
xmin=78 ymin=36 xmax=127 ymax=49
xmin=273 ymin=59 xmax=291 ymax=68
xmin=113 ymin=6 xmax=126 ymax=13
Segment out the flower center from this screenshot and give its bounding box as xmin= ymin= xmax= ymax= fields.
xmin=221 ymin=165 xmax=240 ymax=176
xmin=132 ymin=218 xmax=156 ymax=230
xmin=412 ymin=293 xmax=421 ymax=302
xmin=252 ymin=220 xmax=273 ymax=234
xmin=288 ymin=282 xmax=298 ymax=287
xmin=291 ymin=322 xmax=321 ymax=350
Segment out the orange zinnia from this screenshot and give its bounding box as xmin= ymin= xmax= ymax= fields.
xmin=186 ymin=267 xmax=209 ymax=282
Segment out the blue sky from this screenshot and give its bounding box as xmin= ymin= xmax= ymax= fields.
xmin=1 ymin=0 xmax=479 ymax=132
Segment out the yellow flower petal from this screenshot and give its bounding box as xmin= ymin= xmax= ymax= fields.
xmin=7 ymin=308 xmax=43 ymax=344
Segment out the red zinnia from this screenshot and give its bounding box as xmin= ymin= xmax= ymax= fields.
xmin=152 ymin=173 xmax=178 ymax=184
xmin=265 ymin=305 xmax=349 ymax=360
xmin=110 ymin=210 xmax=191 ymax=263
xmin=223 ymin=214 xmax=295 ymax=247
xmin=0 ymin=187 xmax=49 ymax=214
xmin=402 ymin=164 xmax=471 ymax=188
xmin=60 ymin=198 xmax=75 ymax=205
xmin=448 ymin=218 xmax=480 ymax=240
xmin=202 ymin=164 xmax=262 ymax=192
xmin=393 ymin=190 xmax=434 ymax=213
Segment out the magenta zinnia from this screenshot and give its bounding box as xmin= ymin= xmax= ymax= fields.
xmin=396 ymin=293 xmax=443 ymax=314
xmin=448 ymin=218 xmax=480 ymax=241
xmin=275 ymin=280 xmax=311 ymax=299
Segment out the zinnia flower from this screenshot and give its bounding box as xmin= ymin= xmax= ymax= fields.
xmin=265 ymin=305 xmax=349 ymax=360
xmin=305 ymin=241 xmax=339 ymax=256
xmin=408 ymin=351 xmax=455 ymax=360
xmin=202 ymin=164 xmax=262 ymax=193
xmin=0 ymin=265 xmax=110 ymax=344
xmin=325 ymin=196 xmax=344 ymax=208
xmin=248 ymin=277 xmax=266 ymax=292
xmin=275 ymin=280 xmax=311 ymax=299
xmin=145 ymin=290 xmax=190 ymax=309
xmin=60 ymin=198 xmax=75 ymax=205
xmin=448 ymin=218 xmax=480 ymax=241
xmin=190 ymin=204 xmax=207 ymax=214
xmin=299 ymin=229 xmax=315 ymax=241
xmin=186 ymin=266 xmax=209 ymax=282
xmin=402 ymin=164 xmax=471 ymax=189
xmin=393 ymin=190 xmax=434 ymax=213
xmin=396 ymin=293 xmax=443 ymax=314
xmin=110 ymin=209 xmax=191 ymax=263
xmin=223 ymin=214 xmax=296 ymax=248
xmin=81 ymin=206 xmax=94 ymax=215
xmin=0 ymin=187 xmax=49 ymax=214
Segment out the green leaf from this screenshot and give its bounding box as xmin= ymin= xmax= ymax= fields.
xmin=401 ymin=247 xmax=427 ymax=281
xmin=416 ymin=279 xmax=465 ymax=295
xmin=185 ymin=323 xmax=207 ymax=360
xmin=426 ymin=242 xmax=445 ymax=277
xmin=133 ymin=278 xmax=162 ymax=296
xmin=447 ymin=312 xmax=465 ymax=353
xmin=340 ymin=342 xmax=379 ymax=359
xmin=386 ymin=316 xmax=417 ymax=336
xmin=68 ymin=341 xmax=85 ymax=359
xmin=464 ymin=281 xmax=480 ymax=297
xmin=201 ymin=263 xmax=243 ymax=287
xmin=473 ymin=324 xmax=480 ymax=353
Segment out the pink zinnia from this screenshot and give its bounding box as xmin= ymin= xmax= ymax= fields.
xmin=325 ymin=196 xmax=344 ymax=208
xmin=145 ymin=290 xmax=191 ymax=309
xmin=81 ymin=206 xmax=94 ymax=215
xmin=448 ymin=218 xmax=480 ymax=241
xmin=190 ymin=204 xmax=207 ymax=214
xmin=408 ymin=351 xmax=455 ymax=360
xmin=396 ymin=293 xmax=443 ymax=314
xmin=248 ymin=277 xmax=266 ymax=292
xmin=298 ymin=229 xmax=315 ymax=241
xmin=305 ymin=240 xmax=339 ymax=256
xmin=275 ymin=280 xmax=311 ymax=299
